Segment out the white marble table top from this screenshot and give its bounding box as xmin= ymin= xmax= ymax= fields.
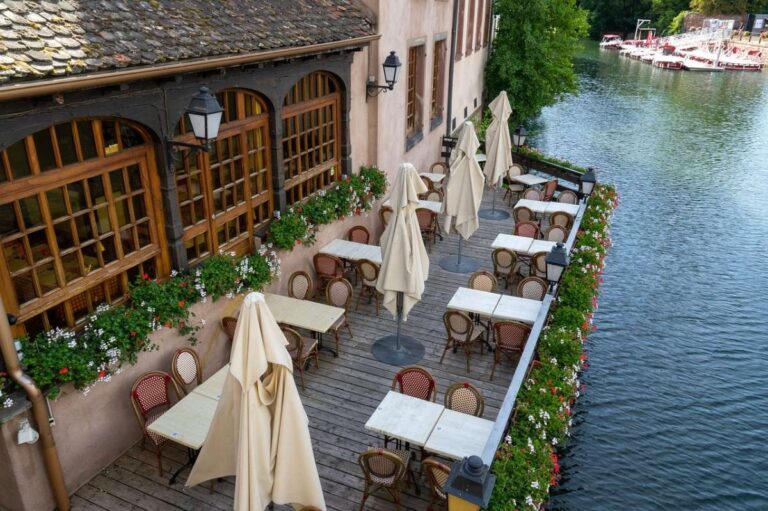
xmin=491 ymin=234 xmax=535 ymax=254
xmin=423 ymin=409 xmax=495 ymax=461
xmin=263 ymin=293 xmax=345 ymax=334
xmin=510 ymin=174 xmax=549 ymax=186
xmin=546 ymin=202 xmax=580 ymax=216
xmin=383 ymin=198 xmax=443 ymax=214
xmin=365 ymin=391 xmax=445 ymax=447
xmin=528 ymin=239 xmax=557 ymax=255
xmin=514 ymin=199 xmax=550 ymax=214
xmin=147 ymin=392 xmax=219 ymax=450
xmin=192 ymin=364 xmax=229 ymax=401
xmin=420 ymin=172 xmax=446 ymax=183
xmin=447 ymin=287 xmax=502 ymax=317
xmin=493 ymin=295 xmax=543 ymax=324
xmin=319 ymin=239 xmax=382 ymax=264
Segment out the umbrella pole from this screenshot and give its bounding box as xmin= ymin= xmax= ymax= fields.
xmin=478 ymin=184 xmax=510 ymax=220
xmin=395 ymin=292 xmax=403 ymax=350
xmin=439 ymin=233 xmax=481 ymax=274
xmin=457 ymin=236 xmax=463 ymax=265
xmin=371 ymin=291 xmax=424 ymax=366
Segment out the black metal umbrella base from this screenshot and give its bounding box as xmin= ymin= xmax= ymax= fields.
xmin=478 ymin=208 xmax=510 ymax=220
xmin=439 ymin=255 xmax=481 ymax=274
xmin=371 ymin=335 xmax=425 ymax=366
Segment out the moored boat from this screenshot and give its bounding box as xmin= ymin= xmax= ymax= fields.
xmin=599 ymin=34 xmax=623 ymax=50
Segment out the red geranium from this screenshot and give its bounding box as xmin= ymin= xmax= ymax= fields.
xmin=59 ymin=367 xmax=69 ymax=375
xmin=98 ymin=370 xmax=106 ymax=378
xmin=178 ymin=300 xmax=185 ymax=308
xmin=142 ymin=273 xmax=150 ymax=281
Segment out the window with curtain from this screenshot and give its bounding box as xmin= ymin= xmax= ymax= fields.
xmin=466 ymin=0 xmax=476 ymax=55
xmin=456 ymin=0 xmax=465 ymax=60
xmin=281 ymin=72 xmax=342 ymax=205
xmin=476 ymin=0 xmax=485 ymax=50
xmin=407 ymin=44 xmax=426 ymax=140
xmin=431 ymin=39 xmax=446 ymax=124
xmin=0 ymin=119 xmax=163 ymax=335
xmin=174 ymin=89 xmax=274 ymax=264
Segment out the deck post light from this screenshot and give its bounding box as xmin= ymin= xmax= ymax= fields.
xmin=512 ymin=125 xmax=527 ymax=151
xmin=546 ymin=242 xmax=569 ymax=291
xmin=579 ymin=167 xmax=597 ymax=200
xmin=166 ymin=86 xmax=223 ymax=155
xmin=445 ymin=456 xmax=495 ymax=511
xmin=367 ymin=51 xmax=402 ymax=97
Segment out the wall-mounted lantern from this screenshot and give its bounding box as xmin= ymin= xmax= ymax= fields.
xmin=366 ymin=51 xmax=402 ymax=97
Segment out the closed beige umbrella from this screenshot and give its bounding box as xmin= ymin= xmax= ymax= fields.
xmin=372 ymin=162 xmax=429 ymax=365
xmin=187 ymin=292 xmax=325 ymax=511
xmin=478 ymin=91 xmax=513 ymax=220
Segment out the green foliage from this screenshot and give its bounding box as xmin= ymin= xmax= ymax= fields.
xmin=489 ymin=183 xmax=618 ymax=509
xmin=651 ymin=0 xmax=691 ymax=34
xmin=195 ymin=255 xmax=240 ymax=301
xmin=689 ymin=0 xmax=768 ymax=15
xmin=519 ymin=145 xmax=589 ymax=173
xmin=579 ymin=0 xmax=651 ymax=39
xmin=668 ymin=9 xmax=690 ymax=34
xmin=486 ymin=0 xmax=589 ymax=124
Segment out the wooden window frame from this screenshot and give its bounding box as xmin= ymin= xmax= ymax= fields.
xmin=466 ymin=0 xmax=476 ymax=56
xmin=456 ymin=0 xmax=465 ymax=61
xmin=406 ymin=44 xmax=426 ymax=148
xmin=483 ymin=0 xmax=492 ymax=47
xmin=431 ymin=39 xmax=447 ymax=128
xmin=476 ymin=0 xmax=485 ymax=50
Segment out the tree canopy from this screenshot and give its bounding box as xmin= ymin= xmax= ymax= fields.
xmin=690 ymin=0 xmax=768 ymax=14
xmin=485 ymin=0 xmax=589 ymax=124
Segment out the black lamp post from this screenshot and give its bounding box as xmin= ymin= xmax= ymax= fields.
xmin=579 ymin=167 xmax=597 ymax=200
xmin=444 ymin=456 xmax=495 ymax=511
xmin=545 ymin=242 xmax=569 ymax=291
xmin=367 ymin=51 xmax=402 ymax=97
xmin=512 ymin=125 xmax=527 ymax=151
xmin=166 ymin=86 xmax=224 ymax=155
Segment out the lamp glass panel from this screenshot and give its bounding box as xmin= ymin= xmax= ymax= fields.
xmin=187 ymin=112 xmax=207 ymax=141
xmin=448 ymin=494 xmax=481 ymax=511
xmin=206 ymin=111 xmax=223 ymax=140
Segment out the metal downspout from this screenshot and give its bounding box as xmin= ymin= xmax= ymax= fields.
xmin=446 ymin=0 xmax=460 ymax=150
xmin=0 ymin=298 xmax=70 ymax=511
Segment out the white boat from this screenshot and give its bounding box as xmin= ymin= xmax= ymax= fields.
xmin=652 ymin=55 xmax=684 ymax=70
xmin=682 ymin=59 xmax=724 ymax=72
xmin=599 ymin=34 xmax=623 ymax=50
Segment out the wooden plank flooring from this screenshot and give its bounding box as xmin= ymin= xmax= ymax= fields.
xmin=74 ymin=188 xmax=527 ymax=511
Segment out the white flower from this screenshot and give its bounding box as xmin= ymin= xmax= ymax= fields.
xmin=200 ymin=319 xmax=206 ymax=326
xmin=531 ymin=480 xmax=540 ymax=489
xmin=3 ymin=398 xmax=13 ymax=408
xmin=504 ymin=435 xmax=512 ymax=444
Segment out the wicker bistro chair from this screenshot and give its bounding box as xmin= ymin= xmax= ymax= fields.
xmin=288 ymin=270 xmax=314 ymax=300
xmin=542 ymin=179 xmax=558 ymax=201
xmin=528 ymin=251 xmax=548 ymax=279
xmin=492 ymin=248 xmax=518 ymax=289
xmin=430 ymin=161 xmax=448 ymax=175
xmin=355 ymin=259 xmax=381 ymax=315
xmin=386 ymin=365 xmax=437 ymax=451
xmin=325 ymin=277 xmax=354 ymax=353
xmin=491 ymin=321 xmax=532 ymax=380
xmin=379 ymin=206 xmax=394 ymax=229
xmin=280 ymin=326 xmax=319 ymax=390
xmin=514 ymin=220 xmax=540 ymax=239
xmin=545 ymin=225 xmax=568 ymax=243
xmin=422 ymin=457 xmax=451 ymax=510
xmin=467 ymin=270 xmax=498 ymax=293
xmin=421 ymin=175 xmax=435 ymax=192
xmin=423 ymin=189 xmax=444 ymax=202
xmin=358 ymin=448 xmax=415 ymax=511
xmin=444 ymin=381 xmax=485 ymax=417
xmin=558 ymin=189 xmax=579 ymax=204
xmin=504 ymin=164 xmax=526 ymax=205
xmin=517 ymin=276 xmax=548 ymax=301
xmin=348 ymin=225 xmax=371 ymax=245
xmin=440 ymin=311 xmax=487 ymax=374
xmin=550 ymin=211 xmax=574 ymax=230
xmin=522 ymin=188 xmax=542 ymax=201
xmin=313 ymin=253 xmax=344 ymax=294
xmin=513 ymin=205 xmax=536 ymax=224
xmin=416 ymin=208 xmax=438 ymax=252
xmin=170 ymin=348 xmax=202 ymax=395
xmin=130 ymin=371 xmax=181 ymax=476
xmin=221 ymin=316 xmax=238 ymax=343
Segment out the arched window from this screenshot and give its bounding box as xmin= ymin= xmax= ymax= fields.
xmin=174 ymin=89 xmax=273 ymax=264
xmin=282 ymin=72 xmax=342 ymax=204
xmin=0 ymin=119 xmax=164 ymax=335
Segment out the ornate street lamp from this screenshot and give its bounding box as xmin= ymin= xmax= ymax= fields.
xmin=367 ymin=51 xmax=402 ymax=97
xmin=167 ymin=86 xmax=224 ymax=154
xmin=512 ymin=125 xmax=527 ymax=151
xmin=579 ymin=166 xmax=597 ymax=199
xmin=546 ymin=242 xmax=569 ymax=291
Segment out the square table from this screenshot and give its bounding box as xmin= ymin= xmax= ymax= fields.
xmin=493 ymin=295 xmax=543 ymax=324
xmin=319 ymin=239 xmax=382 ymax=264
xmin=192 ymin=365 xmax=229 ymax=401
xmin=384 ymin=198 xmax=443 ymax=214
xmin=147 ymin=392 xmax=219 ymax=450
xmin=514 ymin=199 xmax=549 ymax=214
xmin=263 ymin=293 xmax=345 ymax=356
xmin=510 ymin=174 xmax=549 ymax=186
xmin=365 ymin=391 xmax=445 ymax=447
xmin=447 ymin=287 xmax=502 ymax=317
xmin=420 ymin=172 xmax=446 ymax=184
xmin=545 ymin=202 xmax=580 ymax=216
xmin=423 ymin=409 xmax=495 ymax=461
xmin=491 ymin=233 xmax=535 ymax=254
xmin=528 ymin=239 xmax=557 ymax=255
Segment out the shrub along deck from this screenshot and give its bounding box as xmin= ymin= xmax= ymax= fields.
xmin=73 ymin=188 xmax=527 ymax=511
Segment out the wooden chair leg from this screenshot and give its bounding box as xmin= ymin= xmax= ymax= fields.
xmin=297 ymin=362 xmax=306 ymax=390
xmin=345 ymin=320 xmax=353 ymax=339
xmin=356 ymin=287 xmax=365 ymax=311
xmin=439 ymin=340 xmax=451 ymax=364
xmin=156 ymin=446 xmax=164 ymax=477
xmin=334 ymin=330 xmax=341 ymax=353
xmin=490 ymin=352 xmax=499 ymax=381
xmin=374 ymin=293 xmax=380 ymax=316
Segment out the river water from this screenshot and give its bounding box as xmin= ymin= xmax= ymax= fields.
xmin=533 ymin=42 xmax=768 ymax=510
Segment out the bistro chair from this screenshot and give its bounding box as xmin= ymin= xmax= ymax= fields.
xmin=422 ymin=457 xmax=451 ymax=510
xmin=423 ymin=189 xmax=444 ymax=202
xmin=514 ymin=220 xmax=540 ymax=239
xmin=387 ymin=365 xmax=437 ymax=450
xmin=313 ymin=253 xmax=344 ymax=294
xmin=355 ymin=259 xmax=381 ymax=315
xmin=542 ymin=179 xmax=558 ymax=201
xmin=444 ymin=381 xmax=485 ymax=417
xmin=504 ymin=164 xmax=526 ymax=205
xmin=325 ymin=277 xmax=354 ymax=353
xmin=550 ymin=211 xmax=574 ymax=230
xmin=280 ymin=325 xmax=319 ymax=390
xmin=528 ymin=251 xmax=548 ymax=279
xmin=416 ymin=208 xmax=438 ymax=252
xmin=558 ymin=189 xmax=579 ymax=204
xmin=440 ymin=311 xmax=486 ymax=374
xmin=348 ymin=225 xmax=371 ymax=245
xmin=513 ymin=205 xmax=536 ymax=224
xmin=517 ymin=276 xmax=548 ymax=301
xmin=358 ymin=448 xmax=414 ymax=510
xmin=379 ymin=206 xmax=393 ymax=229
xmin=130 ymin=371 xmax=181 ymax=476
xmin=170 ymin=347 xmax=202 ymax=395
xmin=491 ymin=321 xmax=532 ymax=380
xmin=467 ymin=270 xmax=498 ymax=293
xmin=492 ymin=248 xmax=518 ymax=289
xmin=221 ymin=316 xmax=238 ymax=343
xmin=288 ymin=270 xmax=314 ymax=300
xmin=522 ymin=188 xmax=542 ymax=201
xmin=421 ymin=175 xmax=435 ymax=192
xmin=545 ymin=225 xmax=568 ymax=243
xmin=429 ymin=161 xmax=448 ymax=175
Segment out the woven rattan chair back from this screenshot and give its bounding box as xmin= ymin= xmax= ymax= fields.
xmin=288 ymin=270 xmax=314 ymax=300
xmin=131 ymin=372 xmax=178 ymax=422
xmin=326 ymin=276 xmax=353 ymax=311
xmin=508 ymin=163 xmax=524 ymax=177
xmin=281 ymin=326 xmax=304 ymax=355
xmin=530 ymin=251 xmax=548 ymax=278
xmin=558 ymin=190 xmax=578 ymax=204
xmin=514 ymin=220 xmax=540 ymax=239
xmin=313 ymin=253 xmax=344 ymax=291
xmin=517 ymin=276 xmax=547 ymax=300
xmin=522 ymin=188 xmax=542 ymax=201
xmin=425 ymin=189 xmax=444 ymax=202
xmin=444 ymin=310 xmax=474 ymax=343
xmin=545 ymin=225 xmax=568 ymax=243
xmin=358 ymin=448 xmax=409 ymax=509
xmin=430 ymin=161 xmax=448 ymax=174
xmin=379 ymin=206 xmax=393 ymax=228
xmin=542 ymin=179 xmax=558 ymax=201
xmin=416 ymin=208 xmax=435 ymax=230
xmin=494 ymin=321 xmax=531 ymax=353
xmin=391 ymin=365 xmax=436 ymax=401
xmin=171 ymin=348 xmax=202 ymax=394
xmin=550 ymin=211 xmax=573 ymax=229
xmin=422 ymin=457 xmax=451 ymax=506
xmin=221 ymin=316 xmax=238 ymax=343
xmin=513 ymin=206 xmax=535 ymax=223
xmin=468 ymin=270 xmax=498 ymax=293
xmin=421 ymin=175 xmax=435 ymax=191
xmin=348 ymin=225 xmax=371 ymax=245
xmin=444 ymin=382 xmax=485 ymax=417
xmin=492 ymin=248 xmax=517 ymax=287
xmin=356 ymin=259 xmax=379 ymax=286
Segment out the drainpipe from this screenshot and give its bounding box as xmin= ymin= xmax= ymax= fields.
xmin=0 ymin=299 xmax=70 ymax=511
xmin=445 ymin=0 xmax=460 ymax=149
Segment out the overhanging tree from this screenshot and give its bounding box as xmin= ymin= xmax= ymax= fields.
xmin=485 ymin=0 xmax=589 ymax=124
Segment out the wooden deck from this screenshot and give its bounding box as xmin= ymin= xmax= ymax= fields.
xmin=73 ymin=188 xmax=526 ymax=511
